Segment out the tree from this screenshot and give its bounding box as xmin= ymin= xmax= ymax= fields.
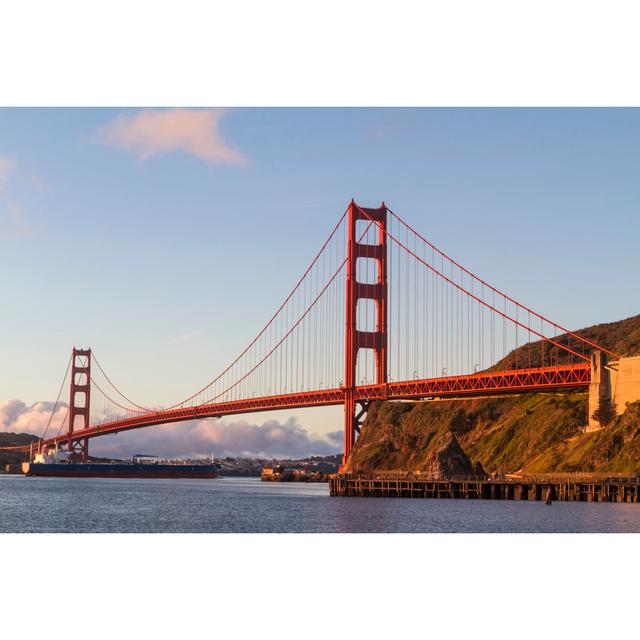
xmin=591 ymin=397 xmax=617 ymax=428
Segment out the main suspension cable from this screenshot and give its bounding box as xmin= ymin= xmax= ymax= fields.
xmin=357 ymin=204 xmax=592 ymax=364
xmin=202 ymin=218 xmax=375 ymax=404
xmin=388 ymin=207 xmax=619 ymax=359
xmin=92 ymin=352 xmax=151 ymax=412
xmin=165 ymin=206 xmax=349 ymax=410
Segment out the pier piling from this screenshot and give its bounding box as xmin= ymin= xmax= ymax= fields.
xmin=329 ymin=474 xmax=640 ymax=502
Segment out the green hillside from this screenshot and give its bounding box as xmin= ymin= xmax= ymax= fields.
xmin=525 ymin=402 xmax=640 ymax=473
xmin=490 ymin=313 xmax=640 ymax=371
xmin=343 ymin=393 xmax=589 ymax=475
xmin=0 ymin=432 xmax=38 ymax=467
xmin=345 ymin=313 xmax=640 ymax=477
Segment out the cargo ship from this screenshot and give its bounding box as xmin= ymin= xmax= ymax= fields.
xmin=22 ymin=449 xmax=219 ymax=479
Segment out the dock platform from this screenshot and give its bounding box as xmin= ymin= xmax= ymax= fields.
xmin=329 ymin=473 xmax=640 ymax=502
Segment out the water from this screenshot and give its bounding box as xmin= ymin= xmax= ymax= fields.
xmin=2 ymin=475 xmax=640 ymax=533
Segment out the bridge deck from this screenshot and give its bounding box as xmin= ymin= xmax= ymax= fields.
xmin=13 ymin=363 xmax=589 ymax=452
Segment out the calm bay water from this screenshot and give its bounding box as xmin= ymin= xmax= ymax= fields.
xmin=2 ymin=475 xmax=640 ymax=533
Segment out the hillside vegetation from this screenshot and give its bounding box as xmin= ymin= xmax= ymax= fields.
xmin=525 ymin=402 xmax=640 ymax=473
xmin=343 ymin=394 xmax=588 ymax=475
xmin=345 ymin=313 xmax=640 ymax=477
xmin=490 ymin=313 xmax=640 ymax=370
xmin=0 ymin=432 xmax=38 ymax=467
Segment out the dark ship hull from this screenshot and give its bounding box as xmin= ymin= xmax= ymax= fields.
xmin=22 ymin=462 xmax=219 ymax=479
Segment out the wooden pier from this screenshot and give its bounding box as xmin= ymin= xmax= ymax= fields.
xmin=329 ymin=473 xmax=640 ymax=503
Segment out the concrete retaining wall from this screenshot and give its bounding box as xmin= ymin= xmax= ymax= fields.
xmin=589 ymin=352 xmax=640 ymax=429
xmin=611 ymin=355 xmax=640 ymax=415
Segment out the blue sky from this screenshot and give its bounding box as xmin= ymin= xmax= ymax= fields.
xmin=1 ymin=108 xmax=638 ymax=456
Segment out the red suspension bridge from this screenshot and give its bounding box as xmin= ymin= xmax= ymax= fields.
xmin=6 ymin=201 xmax=619 ymax=468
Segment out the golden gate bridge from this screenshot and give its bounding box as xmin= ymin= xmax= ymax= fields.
xmin=5 ymin=201 xmax=618 ymax=468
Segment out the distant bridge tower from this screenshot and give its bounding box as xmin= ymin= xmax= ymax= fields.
xmin=68 ymin=347 xmax=91 ymax=462
xmin=342 ymin=201 xmax=387 ymax=468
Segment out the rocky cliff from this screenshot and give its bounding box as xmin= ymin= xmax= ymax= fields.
xmin=343 ymin=393 xmax=588 ymax=476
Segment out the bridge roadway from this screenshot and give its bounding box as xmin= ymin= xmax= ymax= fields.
xmin=25 ymin=362 xmax=589 ymax=451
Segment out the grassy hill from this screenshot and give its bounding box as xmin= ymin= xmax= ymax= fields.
xmin=345 ymin=313 xmax=640 ymax=476
xmin=343 ymin=393 xmax=589 ymax=475
xmin=524 ymin=401 xmax=640 ymax=473
xmin=490 ymin=313 xmax=640 ymax=370
xmin=0 ymin=432 xmax=38 ymax=467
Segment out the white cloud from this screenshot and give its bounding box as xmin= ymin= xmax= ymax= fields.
xmin=0 ymin=399 xmax=67 ymax=437
xmin=94 ymin=108 xmax=247 ymax=166
xmin=91 ymin=416 xmax=340 ymax=459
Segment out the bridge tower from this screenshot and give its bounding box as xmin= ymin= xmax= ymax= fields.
xmin=68 ymin=347 xmax=91 ymax=462
xmin=342 ymin=201 xmax=387 ymax=468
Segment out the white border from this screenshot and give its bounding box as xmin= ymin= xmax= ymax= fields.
xmin=1 ymin=1 xmax=640 ymax=106
xmin=2 ymin=533 xmax=639 ymax=638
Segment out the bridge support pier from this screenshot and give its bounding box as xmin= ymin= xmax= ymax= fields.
xmin=68 ymin=348 xmax=91 ymax=462
xmin=341 ymin=201 xmax=387 ymax=470
xmin=588 ymin=350 xmax=611 ymax=431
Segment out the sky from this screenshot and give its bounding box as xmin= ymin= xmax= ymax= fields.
xmin=1 ymin=108 xmax=639 ymax=458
